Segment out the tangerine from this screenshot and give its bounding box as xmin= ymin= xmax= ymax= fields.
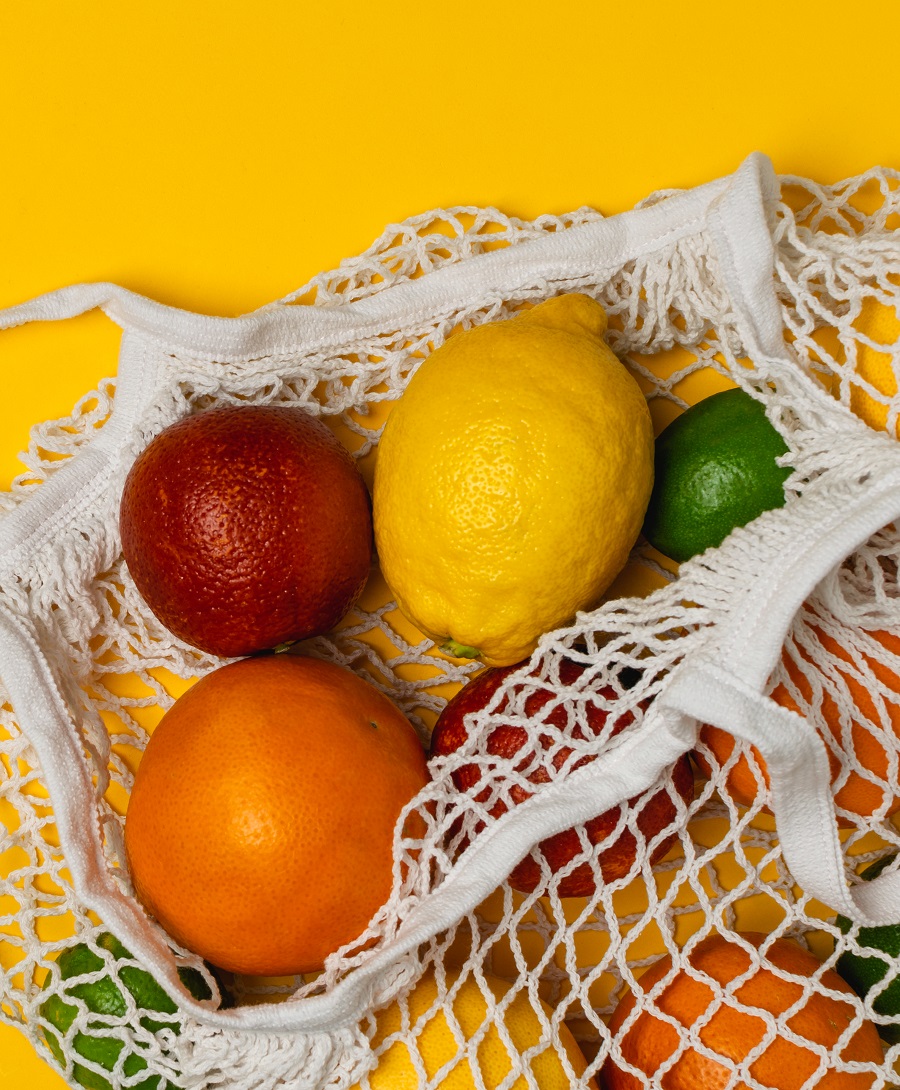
xmin=695 ymin=626 xmax=900 ymax=824
xmin=603 ymin=931 xmax=884 ymax=1089
xmin=124 ymin=654 xmax=429 ymax=976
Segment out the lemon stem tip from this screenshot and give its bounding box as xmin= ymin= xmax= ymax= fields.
xmin=440 ymin=639 xmax=482 ymax=660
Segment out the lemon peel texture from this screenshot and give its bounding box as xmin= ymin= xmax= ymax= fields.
xmin=373 ymin=293 xmax=654 ymax=666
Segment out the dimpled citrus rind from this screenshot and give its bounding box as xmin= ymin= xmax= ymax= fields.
xmin=119 ymin=404 xmax=373 ymax=658
xmin=351 ymin=969 xmax=595 ymax=1089
xmin=123 ymin=655 xmax=429 ymax=977
xmin=642 ymin=386 xmax=791 ymax=564
xmin=604 ymin=931 xmax=884 ymax=1089
xmin=374 ymin=295 xmax=654 ymax=667
xmin=39 ymin=932 xmax=212 ymax=1090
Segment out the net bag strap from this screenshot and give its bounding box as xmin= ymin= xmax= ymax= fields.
xmin=0 ymin=153 xmax=892 ymax=1038
xmin=655 ymin=167 xmax=900 ymax=925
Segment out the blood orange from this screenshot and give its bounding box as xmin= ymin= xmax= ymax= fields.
xmin=430 ymin=659 xmax=693 ymax=896
xmin=120 ymin=404 xmax=373 ymax=658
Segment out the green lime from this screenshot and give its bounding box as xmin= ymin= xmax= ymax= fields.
xmin=835 ymin=854 xmax=900 ymax=1044
xmin=641 ymin=387 xmax=791 ymax=563
xmin=40 ymin=932 xmax=214 ymax=1090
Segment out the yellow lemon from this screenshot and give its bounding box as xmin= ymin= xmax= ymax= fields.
xmin=353 ymin=970 xmax=596 ymax=1090
xmin=848 ymin=296 xmax=900 ymax=434
xmin=373 ymin=294 xmax=654 ymax=666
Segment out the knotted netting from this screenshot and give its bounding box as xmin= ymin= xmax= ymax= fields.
xmin=1 ymin=152 xmax=900 ymax=1088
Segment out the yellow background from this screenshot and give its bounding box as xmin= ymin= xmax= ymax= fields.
xmin=0 ymin=1 xmax=897 ymax=1085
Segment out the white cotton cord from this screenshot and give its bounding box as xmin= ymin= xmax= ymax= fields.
xmin=0 ymin=174 xmax=736 ymax=365
xmin=174 ymin=1021 xmax=375 ymax=1090
xmin=2 ymin=153 xmax=900 ymax=1088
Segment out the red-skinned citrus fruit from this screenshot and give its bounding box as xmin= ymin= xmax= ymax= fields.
xmin=430 ymin=659 xmax=693 ymax=896
xmin=119 ymin=403 xmax=373 ymax=658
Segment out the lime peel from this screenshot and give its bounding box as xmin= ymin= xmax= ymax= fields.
xmin=835 ymin=853 xmax=900 ymax=1044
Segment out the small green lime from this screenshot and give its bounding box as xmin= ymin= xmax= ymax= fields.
xmin=835 ymin=854 xmax=900 ymax=1044
xmin=641 ymin=387 xmax=791 ymax=563
xmin=40 ymin=932 xmax=214 ymax=1090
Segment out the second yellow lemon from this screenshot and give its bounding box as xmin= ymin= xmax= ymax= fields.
xmin=373 ymin=294 xmax=654 ymax=666
xmin=353 ymin=969 xmax=596 ymax=1089
xmin=848 ymin=296 xmax=900 ymax=434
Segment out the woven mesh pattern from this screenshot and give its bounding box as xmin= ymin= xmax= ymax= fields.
xmin=1 ymin=167 xmax=900 ymax=1089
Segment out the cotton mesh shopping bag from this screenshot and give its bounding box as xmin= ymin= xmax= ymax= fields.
xmin=0 ymin=151 xmax=900 ymax=1088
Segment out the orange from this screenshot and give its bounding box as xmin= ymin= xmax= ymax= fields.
xmin=124 ymin=654 xmax=429 ymax=976
xmin=695 ymin=626 xmax=900 ymax=824
xmin=603 ymin=931 xmax=884 ymax=1089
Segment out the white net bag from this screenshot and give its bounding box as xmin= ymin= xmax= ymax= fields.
xmin=1 ymin=151 xmax=900 ymax=1088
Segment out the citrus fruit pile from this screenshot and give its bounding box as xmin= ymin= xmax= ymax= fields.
xmin=115 ymin=294 xmax=666 ymax=975
xmin=40 ymin=290 xmax=899 ymax=1087
xmin=87 ymin=293 xmax=661 ymax=1085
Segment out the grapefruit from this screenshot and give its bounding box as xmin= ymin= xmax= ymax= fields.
xmin=124 ymin=654 xmax=428 ymax=976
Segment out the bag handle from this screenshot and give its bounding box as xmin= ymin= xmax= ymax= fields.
xmin=0 ymin=168 xmax=746 ymax=361
xmin=3 ymin=151 xmax=864 ymax=1034
xmin=663 ymin=164 xmax=900 ymax=924
xmin=656 ymin=455 xmax=900 ymax=925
